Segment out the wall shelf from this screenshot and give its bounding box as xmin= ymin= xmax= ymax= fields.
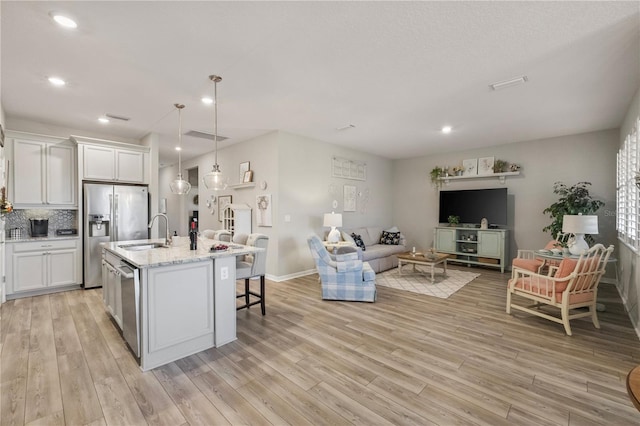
xmin=228 ymin=182 xmax=255 ymax=190
xmin=439 ymin=171 xmax=520 ymax=185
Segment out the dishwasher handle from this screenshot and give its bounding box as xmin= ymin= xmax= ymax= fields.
xmin=114 ymin=264 xmax=135 ymax=279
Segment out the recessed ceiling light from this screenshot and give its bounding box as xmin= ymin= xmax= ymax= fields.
xmin=201 ymin=97 xmax=213 ymax=105
xmin=441 ymin=126 xmax=452 ymax=134
xmin=48 ymin=76 xmax=66 ymax=86
xmin=50 ymin=12 xmax=77 ymax=29
xmin=489 ymin=76 xmax=528 ymax=91
xmin=175 ymin=147 xmax=182 ymax=151
xmin=98 ymin=117 xmax=109 ymax=124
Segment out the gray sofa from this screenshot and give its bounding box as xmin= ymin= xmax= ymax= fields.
xmin=341 ymin=226 xmax=406 ymax=273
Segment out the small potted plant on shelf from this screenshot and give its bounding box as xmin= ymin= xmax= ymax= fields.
xmin=0 ymin=187 xmax=13 ymax=215
xmin=430 ymin=166 xmax=444 ymax=188
xmin=447 ymin=215 xmax=460 ymax=227
xmin=452 ymin=165 xmax=464 ymax=176
xmin=493 ymin=159 xmax=508 ymax=173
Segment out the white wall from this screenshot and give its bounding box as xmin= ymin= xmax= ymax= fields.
xmin=617 ymin=87 xmax=640 ymax=336
xmin=393 ymin=129 xmax=619 ymax=267
xmin=159 ymin=130 xmax=394 ymax=279
xmin=277 ymin=131 xmax=394 ymax=278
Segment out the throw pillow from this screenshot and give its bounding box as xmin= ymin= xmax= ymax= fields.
xmin=351 ymin=233 xmax=366 ymax=251
xmin=380 ymin=230 xmax=401 ymax=245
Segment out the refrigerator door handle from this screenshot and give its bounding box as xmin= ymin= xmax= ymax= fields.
xmin=109 ymin=193 xmax=115 ymax=241
xmin=114 ymin=194 xmax=119 ymax=240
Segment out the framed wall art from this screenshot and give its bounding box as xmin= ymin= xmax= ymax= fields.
xmin=462 ymin=158 xmax=477 ymax=176
xmin=256 ymin=194 xmax=272 ymax=227
xmin=239 ymin=161 xmax=250 ymax=183
xmin=344 ymin=185 xmax=356 ymax=212
xmin=332 ymin=156 xmax=366 ymax=181
xmin=478 ymin=157 xmax=495 ymax=175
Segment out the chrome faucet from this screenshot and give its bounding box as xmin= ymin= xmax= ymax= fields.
xmin=148 ymin=213 xmax=171 ymax=246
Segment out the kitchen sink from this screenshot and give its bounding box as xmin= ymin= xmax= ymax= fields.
xmin=119 ymin=242 xmax=168 ymax=251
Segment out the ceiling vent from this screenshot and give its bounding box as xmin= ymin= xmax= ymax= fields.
xmin=489 ymin=76 xmax=528 ymax=91
xmin=105 ymin=113 xmax=131 ymax=121
xmin=185 ymin=129 xmax=228 ymax=141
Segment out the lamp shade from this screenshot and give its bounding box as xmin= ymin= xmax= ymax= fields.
xmin=323 ymin=213 xmax=342 ymax=228
xmin=562 ymin=214 xmax=598 ymax=235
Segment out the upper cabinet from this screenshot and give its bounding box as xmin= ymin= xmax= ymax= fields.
xmin=10 ymin=134 xmax=77 ymax=208
xmin=73 ymin=136 xmax=149 ymax=184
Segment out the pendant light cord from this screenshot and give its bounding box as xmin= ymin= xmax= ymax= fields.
xmin=209 ymin=75 xmax=222 ymax=169
xmin=175 ymin=103 xmax=185 ymax=176
xmin=214 ymin=78 xmax=218 ymax=167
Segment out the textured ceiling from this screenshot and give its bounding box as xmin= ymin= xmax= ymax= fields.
xmin=2 ymin=1 xmax=639 ymax=165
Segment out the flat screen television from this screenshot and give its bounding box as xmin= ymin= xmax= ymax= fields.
xmin=439 ymin=188 xmax=508 ymax=226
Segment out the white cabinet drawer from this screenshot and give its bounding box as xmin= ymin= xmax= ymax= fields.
xmin=12 ymin=239 xmax=78 ymax=253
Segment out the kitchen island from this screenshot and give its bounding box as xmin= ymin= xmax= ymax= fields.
xmin=102 ymin=238 xmax=261 ymax=371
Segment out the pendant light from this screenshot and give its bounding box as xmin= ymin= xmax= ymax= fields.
xmin=202 ymin=74 xmax=228 ymax=190
xmin=169 ymin=103 xmax=192 ymax=195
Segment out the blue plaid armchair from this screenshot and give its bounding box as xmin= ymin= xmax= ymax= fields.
xmin=307 ymin=235 xmax=376 ymax=302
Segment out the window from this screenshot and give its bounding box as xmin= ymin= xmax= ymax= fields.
xmin=617 ymin=116 xmax=640 ymax=251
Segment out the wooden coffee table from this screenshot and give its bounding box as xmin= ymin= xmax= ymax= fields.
xmin=397 ymin=252 xmax=449 ymax=282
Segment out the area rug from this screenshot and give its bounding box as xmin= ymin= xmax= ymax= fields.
xmin=376 ymin=267 xmax=480 ymax=299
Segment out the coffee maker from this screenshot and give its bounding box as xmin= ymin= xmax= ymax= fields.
xmin=30 ymin=218 xmax=49 ymax=237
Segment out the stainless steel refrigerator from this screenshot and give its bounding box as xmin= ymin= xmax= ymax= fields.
xmin=83 ymin=183 xmax=149 ymax=288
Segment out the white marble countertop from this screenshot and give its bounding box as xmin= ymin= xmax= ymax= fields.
xmin=102 ymin=238 xmax=261 ymax=269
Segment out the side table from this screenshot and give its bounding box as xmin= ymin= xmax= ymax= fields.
xmin=322 ymin=240 xmax=355 ymax=254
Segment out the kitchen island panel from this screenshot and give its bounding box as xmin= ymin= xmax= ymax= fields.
xmin=214 ymin=256 xmax=237 ymax=347
xmin=141 ymin=260 xmax=215 ymax=371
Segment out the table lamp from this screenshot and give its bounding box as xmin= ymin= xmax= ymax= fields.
xmin=562 ymin=214 xmax=598 ymax=255
xmin=323 ymin=212 xmax=343 ymax=243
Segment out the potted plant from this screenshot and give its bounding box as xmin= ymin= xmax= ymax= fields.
xmin=493 ymin=159 xmax=508 ymax=173
xmin=447 ymin=215 xmax=460 ymax=227
xmin=452 ymin=165 xmax=464 ymax=176
xmin=430 ymin=166 xmax=444 ymax=187
xmin=542 ymin=181 xmax=604 ymax=244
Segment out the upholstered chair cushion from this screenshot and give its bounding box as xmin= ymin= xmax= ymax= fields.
xmin=512 ymin=258 xmax=544 ymax=273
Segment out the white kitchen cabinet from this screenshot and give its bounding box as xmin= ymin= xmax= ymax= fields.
xmin=11 ymin=137 xmax=77 ymax=207
xmin=83 ymin=144 xmax=145 ymax=183
xmin=102 ymin=260 xmax=123 ymax=329
xmin=6 ymin=239 xmax=81 ymax=297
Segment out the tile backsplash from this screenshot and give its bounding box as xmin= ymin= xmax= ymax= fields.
xmin=5 ymin=209 xmax=78 ymax=237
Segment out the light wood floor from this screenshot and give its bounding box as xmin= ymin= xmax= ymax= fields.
xmin=2 ymin=266 xmax=640 ymax=425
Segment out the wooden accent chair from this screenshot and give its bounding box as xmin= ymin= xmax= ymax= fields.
xmin=506 ymin=243 xmax=614 ymax=335
xmin=512 ymin=233 xmax=570 ymax=273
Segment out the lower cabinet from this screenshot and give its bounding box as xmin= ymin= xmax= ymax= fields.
xmin=102 ymin=259 xmax=123 ymax=329
xmin=434 ymin=227 xmax=508 ymax=272
xmin=6 ymin=239 xmax=81 ymax=297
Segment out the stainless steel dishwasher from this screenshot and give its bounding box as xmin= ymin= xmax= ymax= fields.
xmin=118 ymin=262 xmax=141 ymax=359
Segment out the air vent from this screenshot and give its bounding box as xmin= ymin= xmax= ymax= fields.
xmin=185 ymin=130 xmax=228 ymax=141
xmin=105 ymin=113 xmax=131 ymax=121
xmin=489 ymin=76 xmax=528 ymax=91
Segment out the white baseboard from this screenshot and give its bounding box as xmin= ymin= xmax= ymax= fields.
xmin=266 ymin=269 xmax=316 ymax=283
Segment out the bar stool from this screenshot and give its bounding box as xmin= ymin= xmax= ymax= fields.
xmin=233 ymin=233 xmax=269 ymax=314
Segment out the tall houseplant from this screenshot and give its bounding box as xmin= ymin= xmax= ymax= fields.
xmin=542 ymin=182 xmax=604 ymax=243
